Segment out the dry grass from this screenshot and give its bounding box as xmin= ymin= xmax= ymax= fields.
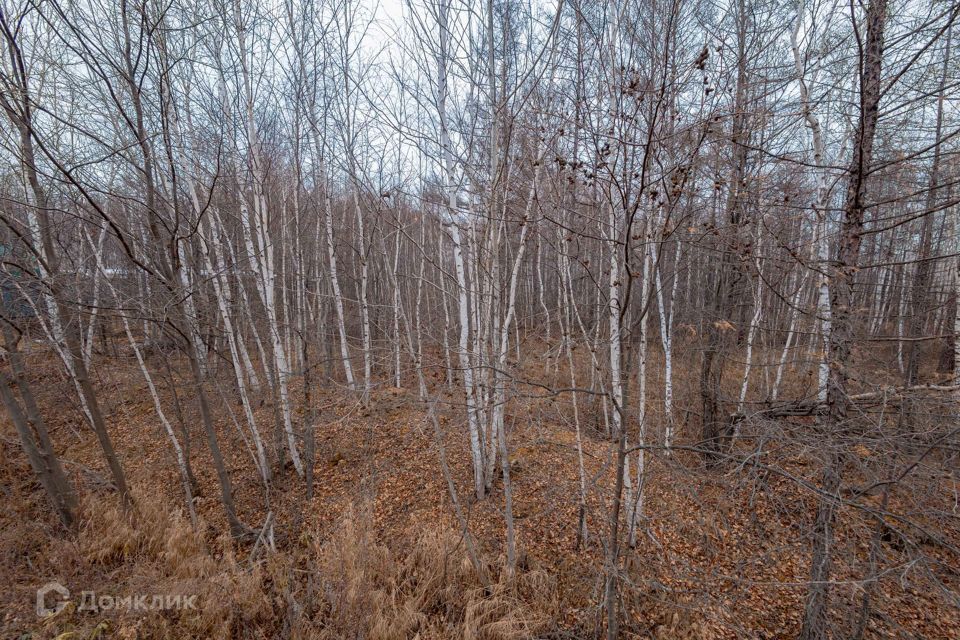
xmin=30 ymin=489 xmax=557 ymax=640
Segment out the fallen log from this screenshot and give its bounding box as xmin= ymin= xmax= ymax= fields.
xmin=731 ymin=383 xmax=960 ymax=422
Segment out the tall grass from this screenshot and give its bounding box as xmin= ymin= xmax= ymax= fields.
xmin=37 ymin=489 xmax=557 ymax=639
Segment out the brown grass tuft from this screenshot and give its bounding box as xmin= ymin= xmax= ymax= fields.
xmin=32 ymin=490 xmax=557 ymax=639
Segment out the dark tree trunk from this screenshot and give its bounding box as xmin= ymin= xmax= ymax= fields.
xmin=800 ymin=0 xmax=888 ymax=636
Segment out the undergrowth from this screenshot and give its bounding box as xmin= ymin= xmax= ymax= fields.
xmin=35 ymin=489 xmax=557 ymax=639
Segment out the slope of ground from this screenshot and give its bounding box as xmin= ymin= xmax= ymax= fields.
xmin=1 ymin=341 xmax=958 ymax=638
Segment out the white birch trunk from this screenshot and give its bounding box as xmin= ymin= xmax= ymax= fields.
xmin=393 ymin=227 xmax=403 ymax=388
xmin=202 ymin=209 xmax=270 ymax=484
xmin=954 ymin=201 xmax=960 ymax=381
xmin=792 ymin=8 xmax=832 ymax=404
xmin=353 ymin=187 xmax=373 ymax=406
xmin=103 ymin=270 xmax=197 ymax=526
xmin=561 ymin=240 xmax=589 ymax=544
xmin=627 ymin=242 xmax=652 ymax=547
xmin=414 ymin=222 xmax=428 ymax=399
xmin=771 ymin=269 xmax=806 ymax=402
xmin=736 ymin=246 xmax=765 ymax=418
xmin=82 ymin=227 xmax=108 ymax=370
xmin=324 ymin=183 xmax=357 ymax=390
xmin=536 ymin=232 xmax=551 ymax=349
xmin=234 ymin=0 xmax=303 ymax=475
xmin=607 ymin=204 xmax=624 ymax=437
xmin=439 ymin=233 xmax=455 ymax=390
xmin=450 ymin=223 xmax=484 ymax=498
xmin=654 ymin=233 xmax=682 ymax=448
xmin=491 ymin=163 xmax=540 ymax=471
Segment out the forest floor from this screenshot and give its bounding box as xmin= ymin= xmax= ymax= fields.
xmin=1 ymin=338 xmax=959 ymax=638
